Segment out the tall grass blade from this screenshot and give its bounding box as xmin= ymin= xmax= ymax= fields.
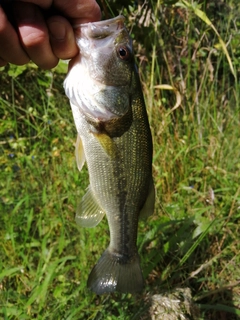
xmin=178 ymin=0 xmax=236 ymax=79
xmin=177 ymin=218 xmax=217 ymax=268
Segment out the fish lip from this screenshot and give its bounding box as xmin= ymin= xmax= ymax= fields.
xmin=73 ymin=15 xmax=125 ymax=30
xmin=73 ymin=15 xmax=126 ymax=40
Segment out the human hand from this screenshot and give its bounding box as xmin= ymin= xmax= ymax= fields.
xmin=0 ymin=0 xmax=101 ymax=69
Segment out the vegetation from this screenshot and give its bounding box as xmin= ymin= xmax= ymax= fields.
xmin=0 ymin=0 xmax=239 ymax=319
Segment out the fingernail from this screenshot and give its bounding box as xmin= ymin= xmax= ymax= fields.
xmin=48 ymin=21 xmax=66 ymax=40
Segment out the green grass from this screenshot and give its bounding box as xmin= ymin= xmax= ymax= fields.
xmin=1 ymin=1 xmax=240 ymax=319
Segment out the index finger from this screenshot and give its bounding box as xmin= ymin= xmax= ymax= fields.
xmin=15 ymin=0 xmax=101 ymax=23
xmin=0 ymin=7 xmax=29 ymax=65
xmin=53 ymin=0 xmax=101 ymax=24
xmin=14 ymin=0 xmax=53 ymax=9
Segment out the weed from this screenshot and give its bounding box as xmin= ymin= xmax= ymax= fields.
xmin=0 ymin=1 xmax=240 ymax=319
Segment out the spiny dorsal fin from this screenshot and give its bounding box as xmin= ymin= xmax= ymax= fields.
xmin=75 ymin=134 xmax=85 ymax=171
xmin=76 ymin=186 xmax=105 ymax=228
xmin=139 ymin=177 xmax=155 ymax=219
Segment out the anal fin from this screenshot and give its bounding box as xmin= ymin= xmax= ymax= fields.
xmin=76 ymin=186 xmax=105 ymax=228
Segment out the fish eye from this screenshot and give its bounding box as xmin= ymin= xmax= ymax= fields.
xmin=118 ymin=46 xmax=131 ymax=61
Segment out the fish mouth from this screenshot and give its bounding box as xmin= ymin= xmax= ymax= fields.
xmin=73 ymin=15 xmax=125 ymax=38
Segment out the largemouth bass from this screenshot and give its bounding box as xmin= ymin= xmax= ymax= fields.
xmin=64 ymin=15 xmax=155 ymax=294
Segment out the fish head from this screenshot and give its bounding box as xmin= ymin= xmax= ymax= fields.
xmin=75 ymin=16 xmax=133 ymax=86
xmin=64 ymin=16 xmax=135 ymax=122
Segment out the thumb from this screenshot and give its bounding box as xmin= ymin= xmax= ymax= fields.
xmin=47 ymin=16 xmax=78 ymax=60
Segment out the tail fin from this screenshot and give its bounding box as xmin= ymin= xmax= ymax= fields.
xmin=87 ymin=249 xmax=144 ymax=294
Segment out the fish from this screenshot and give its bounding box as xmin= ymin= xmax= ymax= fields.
xmin=64 ymin=15 xmax=155 ymax=294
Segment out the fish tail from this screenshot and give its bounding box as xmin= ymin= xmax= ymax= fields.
xmin=87 ymin=248 xmax=144 ymax=294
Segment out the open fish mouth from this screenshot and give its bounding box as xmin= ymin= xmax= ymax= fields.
xmin=73 ymin=15 xmax=131 ymax=64
xmin=73 ymin=15 xmax=126 ymax=38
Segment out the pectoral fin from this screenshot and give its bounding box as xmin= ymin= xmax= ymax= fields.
xmin=76 ymin=186 xmax=105 ymax=228
xmin=75 ymin=134 xmax=85 ymax=171
xmin=92 ymin=132 xmax=118 ymax=159
xmin=139 ymin=177 xmax=155 ymax=219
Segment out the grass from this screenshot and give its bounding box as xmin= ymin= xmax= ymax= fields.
xmin=0 ymin=0 xmax=240 ymax=319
